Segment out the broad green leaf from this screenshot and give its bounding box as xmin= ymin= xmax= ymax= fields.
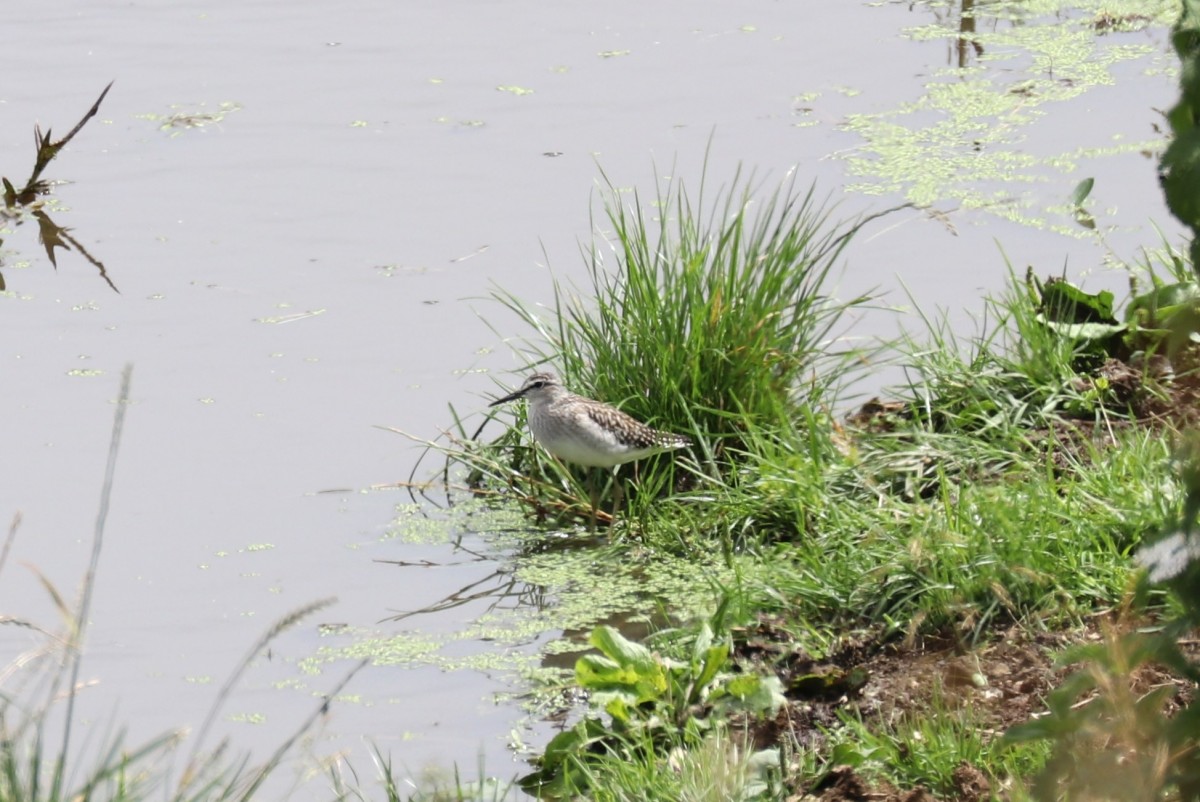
xmin=690 ymin=622 xmax=714 ymax=666
xmin=590 ymin=625 xmax=653 ymax=668
xmin=1003 ymin=717 xmax=1060 ymax=744
xmin=744 ymin=675 xmax=786 ymax=714
xmin=723 ymin=674 xmax=786 ymax=714
xmin=1039 ymin=281 xmax=1116 ymax=324
xmin=635 ymin=664 xmax=669 ymax=701
xmin=1038 ymin=319 xmax=1126 ymax=340
xmin=828 ymin=742 xmax=868 ymax=767
xmin=1126 ymin=281 xmax=1200 ymax=323
xmin=694 ymin=642 xmax=730 ymax=692
xmin=540 ymin=718 xmax=605 ymax=763
xmin=576 ymin=653 xmax=637 ymax=691
xmin=1069 ymin=177 xmax=1095 ymax=207
xmin=602 ymin=694 xmax=634 ymax=724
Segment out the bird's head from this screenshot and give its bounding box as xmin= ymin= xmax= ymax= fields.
xmin=489 ymin=371 xmax=564 ymax=407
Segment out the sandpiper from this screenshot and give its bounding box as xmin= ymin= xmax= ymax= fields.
xmin=488 ymin=371 xmax=692 ymax=468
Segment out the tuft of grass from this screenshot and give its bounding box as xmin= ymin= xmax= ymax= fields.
xmin=533 ymin=723 xmax=783 ymax=802
xmin=893 ymin=279 xmax=1095 ymax=441
xmin=454 ymin=163 xmax=906 ymax=527
xmin=821 ymin=701 xmax=1048 ymax=800
xmin=493 ymin=164 xmax=891 ymax=460
xmin=727 ymin=424 xmax=1169 ymax=643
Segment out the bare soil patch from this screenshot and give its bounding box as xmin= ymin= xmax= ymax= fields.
xmin=731 ymin=615 xmax=1197 ymax=801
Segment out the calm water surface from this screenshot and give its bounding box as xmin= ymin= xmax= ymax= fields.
xmin=0 ymin=0 xmax=1181 ymax=794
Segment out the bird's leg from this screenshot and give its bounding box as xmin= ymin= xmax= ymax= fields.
xmin=587 ymin=468 xmax=599 ymax=533
xmin=610 ymin=466 xmax=624 ymax=529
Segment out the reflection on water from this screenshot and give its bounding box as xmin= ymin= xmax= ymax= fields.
xmin=911 ymin=0 xmax=1169 ymax=71
xmin=0 ymin=83 xmax=117 ymax=292
xmin=955 ymin=0 xmax=982 ymax=68
xmin=378 ymin=554 xmax=548 ymax=626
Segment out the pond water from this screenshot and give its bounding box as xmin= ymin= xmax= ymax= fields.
xmin=0 ymin=0 xmax=1183 ymax=796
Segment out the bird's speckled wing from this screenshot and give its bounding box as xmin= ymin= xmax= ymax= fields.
xmin=583 ymin=404 xmax=690 ymax=450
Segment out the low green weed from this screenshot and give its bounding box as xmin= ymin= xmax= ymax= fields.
xmin=520 ymin=618 xmax=784 ymax=798
xmin=1006 ymin=431 xmax=1200 ymax=801
xmin=537 ymin=725 xmax=784 ymax=802
xmin=999 ymin=2 xmax=1200 ymax=795
xmin=823 ymin=702 xmax=1047 ymax=799
xmin=741 ymin=425 xmax=1169 ymax=641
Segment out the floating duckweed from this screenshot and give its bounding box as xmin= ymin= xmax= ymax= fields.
xmin=300 ymin=631 xmax=445 ymax=672
xmin=839 ymin=1 xmax=1173 ymax=234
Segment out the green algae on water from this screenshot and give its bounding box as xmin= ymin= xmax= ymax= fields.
xmin=841 ymin=0 xmax=1176 ymax=234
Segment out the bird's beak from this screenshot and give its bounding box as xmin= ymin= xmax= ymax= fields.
xmin=488 ymin=388 xmax=526 ymax=407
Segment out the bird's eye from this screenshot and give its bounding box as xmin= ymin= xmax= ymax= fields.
xmin=530 ymin=380 xmax=545 ymax=389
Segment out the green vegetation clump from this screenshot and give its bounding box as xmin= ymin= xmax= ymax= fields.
xmin=1162 ymin=0 xmax=1200 ymax=271
xmin=448 ymin=20 xmax=1200 ymax=786
xmin=446 ymin=148 xmax=1200 ymax=796
xmin=1001 ymin=3 xmax=1200 ymax=799
xmin=523 ymin=165 xmax=874 ymax=454
xmin=439 ymin=167 xmax=899 ymax=527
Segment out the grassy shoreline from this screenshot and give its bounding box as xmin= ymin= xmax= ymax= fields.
xmin=460 ymin=162 xmax=1196 ymax=799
